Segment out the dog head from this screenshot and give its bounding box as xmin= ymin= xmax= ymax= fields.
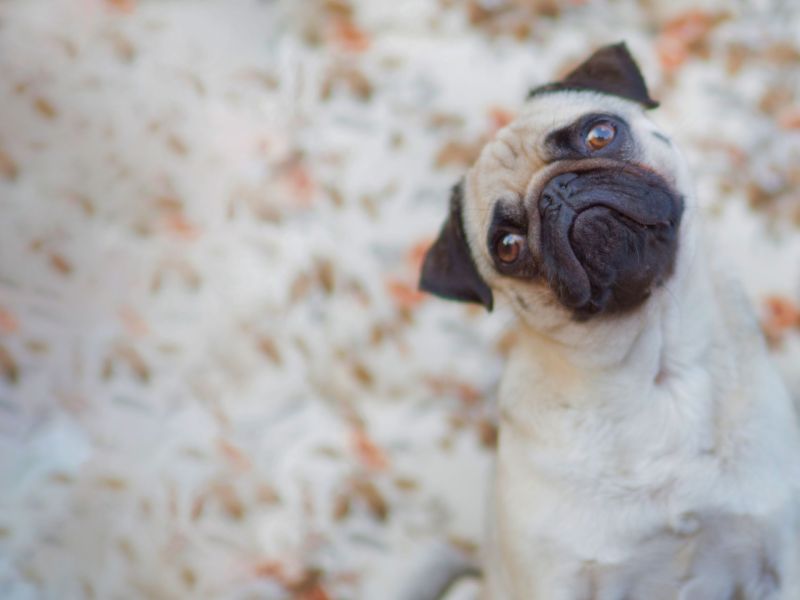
xmin=420 ymin=43 xmax=691 ymax=328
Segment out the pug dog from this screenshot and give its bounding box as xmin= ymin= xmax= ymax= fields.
xmin=418 ymin=43 xmax=800 ymax=599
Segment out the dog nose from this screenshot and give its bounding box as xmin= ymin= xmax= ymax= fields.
xmin=539 ymin=172 xmax=580 ymax=214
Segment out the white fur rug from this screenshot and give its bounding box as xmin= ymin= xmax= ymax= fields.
xmin=1 ymin=0 xmax=800 ymax=598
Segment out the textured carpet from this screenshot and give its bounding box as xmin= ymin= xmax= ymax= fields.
xmin=1 ymin=0 xmax=800 ymax=598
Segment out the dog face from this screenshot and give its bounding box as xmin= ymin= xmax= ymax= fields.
xmin=420 ymin=44 xmax=692 ymax=327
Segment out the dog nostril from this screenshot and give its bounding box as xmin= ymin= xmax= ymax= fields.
xmin=540 ymin=193 xmax=555 ymax=211
xmin=554 ymin=172 xmax=579 ymax=190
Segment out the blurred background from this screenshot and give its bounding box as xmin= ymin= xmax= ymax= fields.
xmin=1 ymin=0 xmax=800 ymax=598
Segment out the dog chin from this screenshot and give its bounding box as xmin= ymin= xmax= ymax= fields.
xmin=537 ymin=167 xmax=684 ymax=319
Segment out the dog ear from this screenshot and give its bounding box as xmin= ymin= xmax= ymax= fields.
xmin=530 ymin=42 xmax=658 ymax=109
xmin=419 ymin=181 xmax=494 ymax=311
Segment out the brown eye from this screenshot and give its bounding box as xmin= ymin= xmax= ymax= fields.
xmin=585 ymin=121 xmax=616 ymax=150
xmin=496 ymin=232 xmax=525 ymax=263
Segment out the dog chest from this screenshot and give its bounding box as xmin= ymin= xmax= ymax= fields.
xmin=490 ymin=431 xmax=800 ymax=599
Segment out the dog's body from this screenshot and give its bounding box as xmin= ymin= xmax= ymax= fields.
xmin=419 ymin=44 xmax=800 ymax=599
xmin=485 ymin=246 xmax=800 ymax=599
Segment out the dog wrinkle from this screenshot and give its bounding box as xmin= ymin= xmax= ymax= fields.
xmin=651 ymin=131 xmax=672 ymax=146
xmin=497 ymin=137 xmax=520 ymax=169
xmin=514 ymin=292 xmax=530 ymax=311
xmin=489 ymin=126 xmax=536 ymax=175
xmin=492 ymin=138 xmax=519 ymax=172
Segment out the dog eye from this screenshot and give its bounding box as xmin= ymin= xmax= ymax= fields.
xmin=585 ymin=121 xmax=616 ymax=150
xmin=496 ymin=232 xmax=525 ymax=263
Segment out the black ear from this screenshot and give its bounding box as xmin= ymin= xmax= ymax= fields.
xmin=530 ymin=42 xmax=658 ymax=109
xmin=419 ymin=182 xmax=494 ymax=311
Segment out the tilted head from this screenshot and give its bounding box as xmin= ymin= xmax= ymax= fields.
xmin=420 ymin=43 xmax=692 ymax=330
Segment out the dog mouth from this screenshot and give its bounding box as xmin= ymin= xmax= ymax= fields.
xmin=537 ymin=167 xmax=683 ymax=318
